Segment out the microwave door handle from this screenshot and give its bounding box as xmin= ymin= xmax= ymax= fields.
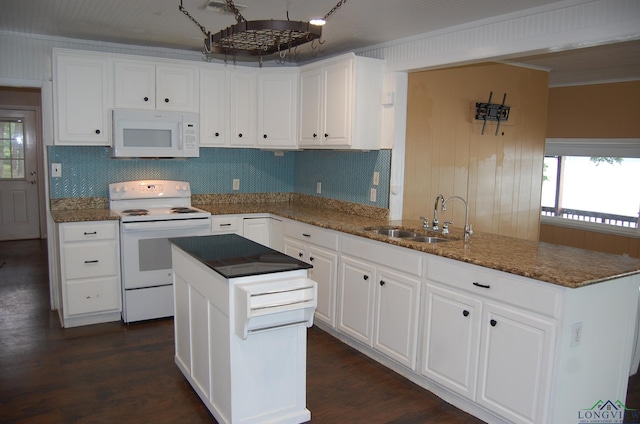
xmin=178 ymin=121 xmax=183 ymax=151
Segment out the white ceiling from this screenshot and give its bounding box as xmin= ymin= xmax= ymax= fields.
xmin=1 ymin=0 xmax=639 ymax=85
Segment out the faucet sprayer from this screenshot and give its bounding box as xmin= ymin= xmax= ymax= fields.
xmin=442 ymin=195 xmax=473 ymax=241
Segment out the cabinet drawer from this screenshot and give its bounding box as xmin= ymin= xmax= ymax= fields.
xmin=62 ymin=242 xmax=118 ymax=280
xmin=341 ymin=235 xmax=423 ymax=277
xmin=61 ymin=221 xmax=117 ymax=242
xmin=426 ymin=256 xmax=561 ymax=318
xmin=284 ymin=221 xmax=339 ymax=251
xmin=65 ymin=276 xmax=120 ymax=316
xmin=211 ymin=216 xmax=240 ymax=233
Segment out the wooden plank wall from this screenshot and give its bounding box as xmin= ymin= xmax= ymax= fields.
xmin=540 ymin=223 xmax=640 ymax=258
xmin=403 ymin=63 xmax=549 ymax=241
xmin=546 ymin=81 xmax=640 ymax=138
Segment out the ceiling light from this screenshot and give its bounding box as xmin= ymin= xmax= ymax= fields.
xmin=309 ymin=18 xmax=326 ymax=26
xmin=179 ymin=0 xmax=347 ymax=64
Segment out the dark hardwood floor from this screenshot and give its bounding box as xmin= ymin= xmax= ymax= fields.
xmin=1 ymin=239 xmax=639 ymax=423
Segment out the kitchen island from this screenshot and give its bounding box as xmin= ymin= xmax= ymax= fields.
xmin=170 ymin=234 xmax=317 ymax=424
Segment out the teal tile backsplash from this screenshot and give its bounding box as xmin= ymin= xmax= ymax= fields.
xmin=48 ymin=146 xmax=391 ymax=208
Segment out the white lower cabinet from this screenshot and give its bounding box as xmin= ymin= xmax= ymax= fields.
xmin=422 ymin=255 xmax=557 ymax=424
xmin=338 ymin=235 xmax=423 ymax=370
xmin=242 ymin=216 xmax=283 ymax=252
xmin=337 ymin=256 xmax=376 ymax=344
xmin=421 ymin=283 xmax=482 ymax=399
xmin=57 ymin=220 xmax=122 ymax=327
xmin=283 ymin=220 xmax=339 ymax=328
xmin=477 ymin=302 xmax=555 ymax=424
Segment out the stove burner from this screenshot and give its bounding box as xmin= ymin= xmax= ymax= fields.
xmin=121 ymin=209 xmax=149 ymax=216
xmin=171 ymin=207 xmax=198 ymax=214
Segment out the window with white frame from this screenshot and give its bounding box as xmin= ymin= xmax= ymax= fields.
xmin=541 ymin=139 xmax=640 ymax=231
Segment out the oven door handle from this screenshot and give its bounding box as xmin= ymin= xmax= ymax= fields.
xmin=122 ymin=218 xmax=210 ymax=232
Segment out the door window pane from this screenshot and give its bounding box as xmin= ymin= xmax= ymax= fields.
xmin=0 ymin=120 xmax=25 ymax=180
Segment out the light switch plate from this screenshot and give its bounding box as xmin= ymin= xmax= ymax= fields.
xmin=232 ymin=179 xmax=240 ymax=190
xmin=370 ymin=188 xmax=377 ymax=202
xmin=316 ymin=182 xmax=322 ymax=194
xmin=51 ymin=163 xmax=62 ymax=178
xmin=373 ymin=171 xmax=380 ymax=186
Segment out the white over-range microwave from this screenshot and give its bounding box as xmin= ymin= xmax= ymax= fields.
xmin=112 ymin=109 xmax=199 ymax=158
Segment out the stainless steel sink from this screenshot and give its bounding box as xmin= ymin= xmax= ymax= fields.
xmin=407 ymin=236 xmax=450 ymax=243
xmin=375 ymin=228 xmax=420 ymax=238
xmin=367 ymin=227 xmax=455 ymax=243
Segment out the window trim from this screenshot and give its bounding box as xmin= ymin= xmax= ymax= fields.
xmin=545 ymin=138 xmax=640 ymax=158
xmin=543 ymin=138 xmax=640 ymax=238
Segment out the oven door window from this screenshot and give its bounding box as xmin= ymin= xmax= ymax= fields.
xmin=139 ymin=238 xmax=172 ymax=271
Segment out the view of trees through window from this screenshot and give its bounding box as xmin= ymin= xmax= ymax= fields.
xmin=541 ymin=156 xmax=640 ymax=229
xmin=0 ymin=120 xmax=25 ymax=179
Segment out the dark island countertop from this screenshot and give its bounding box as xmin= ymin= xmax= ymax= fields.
xmin=170 ymin=234 xmax=312 ymax=279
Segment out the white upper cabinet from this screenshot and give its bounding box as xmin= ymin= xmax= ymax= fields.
xmin=229 ymin=68 xmax=257 ymax=147
xmin=53 ymin=51 xmax=111 ymax=145
xmin=257 ymin=69 xmax=299 ymax=150
xmin=299 ymin=53 xmax=384 ymax=150
xmin=114 ymin=60 xmax=198 ymax=112
xmin=199 ymin=66 xmax=228 ymax=147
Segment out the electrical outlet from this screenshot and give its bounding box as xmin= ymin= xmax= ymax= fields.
xmin=571 ymin=322 xmax=583 ymax=347
xmin=370 ymin=188 xmax=377 ymax=202
xmin=51 ymin=163 xmax=62 ymax=178
xmin=316 ymin=182 xmax=322 ymax=194
xmin=232 ymin=179 xmax=240 ymax=191
xmin=373 ymin=171 xmax=380 ymax=186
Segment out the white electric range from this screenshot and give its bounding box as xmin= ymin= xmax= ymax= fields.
xmin=109 ymin=180 xmax=211 ymax=323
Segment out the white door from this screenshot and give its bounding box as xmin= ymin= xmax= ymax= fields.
xmin=0 ymin=109 xmax=40 ymax=240
xmin=337 ymin=256 xmax=376 ymax=346
xmin=373 ymin=267 xmax=421 ymax=369
xmin=477 ymin=303 xmax=555 ymax=424
xmin=421 ymin=283 xmax=482 ymax=399
xmin=308 ymin=245 xmax=338 ymax=328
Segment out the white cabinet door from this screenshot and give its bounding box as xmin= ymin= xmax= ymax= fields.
xmin=54 ymin=53 xmax=110 ymax=145
xmin=114 ymin=60 xmax=156 ymax=110
xmin=374 ymin=267 xmax=421 ymax=369
xmin=200 ymin=67 xmax=228 ymax=146
xmin=243 ymin=217 xmax=270 ymax=246
xmin=229 ymin=69 xmax=257 ymax=147
xmin=308 ymin=245 xmax=338 ymax=327
xmin=322 ymin=59 xmax=352 ymax=147
xmin=477 ymin=303 xmax=555 ymax=424
xmin=298 ymin=67 xmax=323 ymax=147
xmin=155 ymin=64 xmax=198 ymax=112
xmin=337 ymin=256 xmax=376 ymax=346
xmin=257 ymin=70 xmax=298 ymax=149
xmin=421 ymin=283 xmax=482 ymax=399
xmin=283 ymin=236 xmax=337 ymax=328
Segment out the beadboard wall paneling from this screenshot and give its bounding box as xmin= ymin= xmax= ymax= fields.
xmin=540 ymin=223 xmax=640 ymax=258
xmin=403 ymin=63 xmax=548 ymax=241
xmin=547 ymin=81 xmax=640 ymax=138
xmin=359 ymin=0 xmax=640 ymax=72
xmin=0 ymin=31 xmax=204 ymax=83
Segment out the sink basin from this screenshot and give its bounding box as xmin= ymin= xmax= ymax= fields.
xmin=375 ymin=229 xmax=420 ymax=238
xmin=407 ymin=236 xmax=450 ymax=243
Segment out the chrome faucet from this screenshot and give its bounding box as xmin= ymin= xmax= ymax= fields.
xmin=432 ymin=194 xmax=445 ymax=231
xmin=442 ymin=195 xmax=473 ymax=241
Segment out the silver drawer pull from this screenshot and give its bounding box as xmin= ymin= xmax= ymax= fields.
xmin=83 ymin=231 xmax=97 ymax=235
xmin=220 ymin=223 xmax=232 ymax=227
xmin=84 ymin=260 xmax=99 ymax=264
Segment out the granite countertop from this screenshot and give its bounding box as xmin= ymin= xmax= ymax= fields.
xmin=50 ymin=196 xmax=640 ymax=289
xmin=170 ymin=234 xmax=312 ymax=279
